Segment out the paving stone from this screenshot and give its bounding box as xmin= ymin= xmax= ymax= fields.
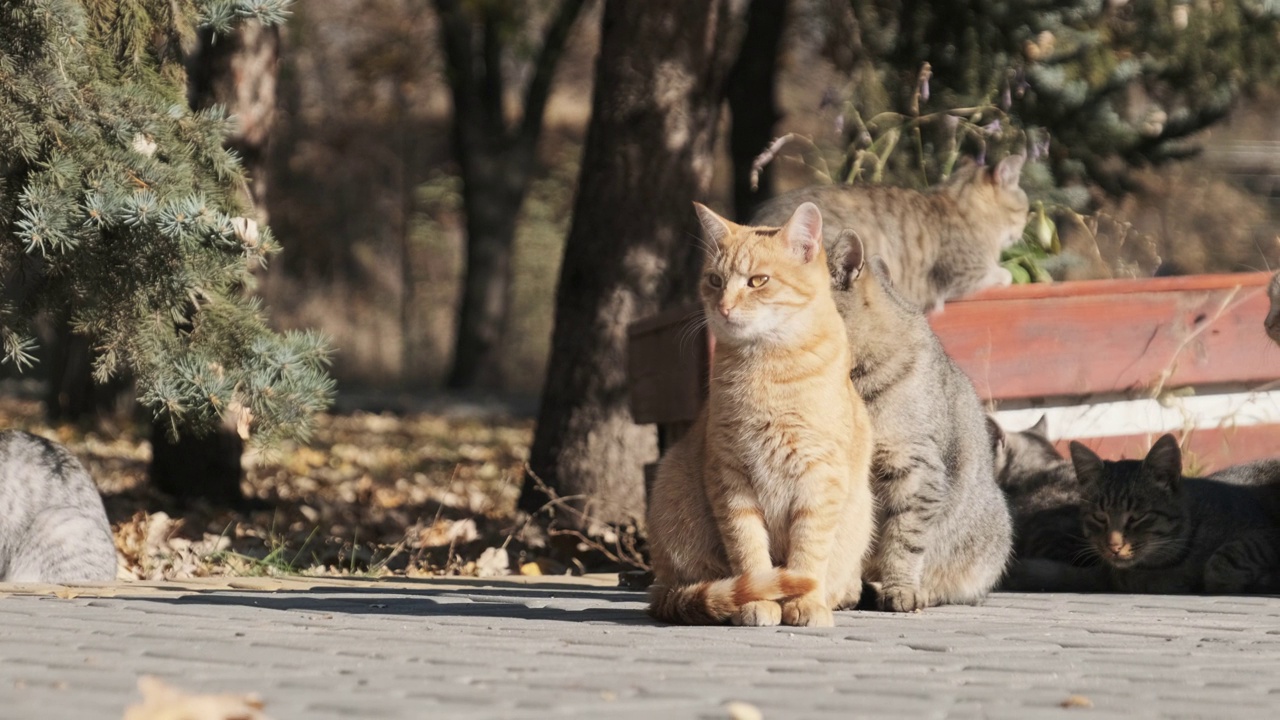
xmin=3 ymin=580 xmax=1280 ymax=718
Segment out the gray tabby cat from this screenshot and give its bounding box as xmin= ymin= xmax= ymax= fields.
xmin=752 ymin=156 xmax=1029 ymax=311
xmin=988 ymin=415 xmax=1093 ymax=569
xmin=1266 ymin=271 xmax=1280 ymax=345
xmin=1004 ymin=435 xmax=1280 ymax=594
xmin=830 ymin=232 xmax=1012 ymax=611
xmin=0 ymin=430 xmax=117 ymax=583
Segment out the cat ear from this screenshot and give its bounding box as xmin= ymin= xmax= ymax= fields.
xmin=986 ymin=416 xmax=1006 ymax=456
xmin=1142 ymin=434 xmax=1183 ymax=492
xmin=692 ymin=202 xmax=733 ymax=247
xmin=781 ymin=201 xmax=823 ymax=264
xmin=830 ymin=229 xmax=865 ymax=290
xmin=945 ymin=156 xmax=980 ymax=186
xmin=1068 ymin=441 xmax=1105 ymax=488
xmin=993 ymin=154 xmax=1026 ymax=189
xmin=1028 ymin=414 xmax=1049 ymax=438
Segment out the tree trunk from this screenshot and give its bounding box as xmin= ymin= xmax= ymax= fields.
xmin=727 ymin=0 xmax=788 ymax=219
xmin=149 ymin=20 xmax=280 ymax=507
xmin=445 ymin=142 xmax=533 ymax=390
xmin=522 ymin=0 xmax=748 ymax=528
xmin=436 ymin=0 xmax=587 ymax=392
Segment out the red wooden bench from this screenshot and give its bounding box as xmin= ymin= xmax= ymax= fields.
xmin=628 ymin=271 xmax=1279 ymax=477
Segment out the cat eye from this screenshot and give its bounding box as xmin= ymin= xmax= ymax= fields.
xmin=747 ymin=275 xmax=770 ymax=288
xmin=706 ymin=274 xmax=724 ymax=289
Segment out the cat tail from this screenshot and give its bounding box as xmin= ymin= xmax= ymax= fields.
xmin=647 ymin=569 xmax=816 ymax=625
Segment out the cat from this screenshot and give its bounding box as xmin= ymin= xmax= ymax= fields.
xmin=646 ymin=201 xmax=876 ymax=627
xmin=1266 ymin=271 xmax=1280 ymax=346
xmin=988 ymin=415 xmax=1093 ymax=569
xmin=827 ymin=231 xmax=1012 ymax=611
xmin=751 ymin=155 xmax=1029 ymax=311
xmin=0 ymin=430 xmax=117 ymax=583
xmin=1003 ymin=435 xmax=1280 ymax=594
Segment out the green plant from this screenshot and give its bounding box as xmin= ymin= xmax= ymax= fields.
xmin=0 ymin=0 xmax=332 ymax=446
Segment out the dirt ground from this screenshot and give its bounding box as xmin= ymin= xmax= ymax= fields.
xmin=0 ymin=396 xmax=619 ymax=581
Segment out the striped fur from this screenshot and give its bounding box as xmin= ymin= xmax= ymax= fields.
xmin=0 ymin=430 xmax=117 ymax=583
xmin=828 ymin=235 xmax=1012 ymax=611
xmin=988 ymin=416 xmax=1093 ymax=572
xmin=751 ymin=156 xmax=1028 ymax=311
xmin=1004 ymin=436 xmax=1280 ymax=594
xmin=646 ymin=202 xmax=876 ymax=627
xmin=647 ymin=569 xmax=817 ymax=625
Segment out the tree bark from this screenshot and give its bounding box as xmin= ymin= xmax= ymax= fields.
xmin=522 ymin=0 xmax=748 ymax=528
xmin=147 ymin=20 xmax=281 ymax=507
xmin=436 ymin=0 xmax=587 ymax=391
xmin=727 ymin=0 xmax=788 ymax=219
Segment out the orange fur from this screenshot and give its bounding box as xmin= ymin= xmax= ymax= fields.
xmin=645 ymin=202 xmax=876 ymax=627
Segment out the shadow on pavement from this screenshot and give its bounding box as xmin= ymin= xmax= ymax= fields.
xmin=121 ymin=582 xmax=656 ymax=625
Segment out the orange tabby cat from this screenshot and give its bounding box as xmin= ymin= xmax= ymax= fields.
xmin=646 ymin=201 xmax=876 ymax=627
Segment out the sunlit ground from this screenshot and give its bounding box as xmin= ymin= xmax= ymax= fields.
xmin=0 ymin=396 xmax=557 ymax=580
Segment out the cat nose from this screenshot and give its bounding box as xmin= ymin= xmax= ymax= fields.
xmin=718 ymin=304 xmax=733 ymax=319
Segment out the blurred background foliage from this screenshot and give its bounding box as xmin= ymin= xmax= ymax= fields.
xmin=8 ymin=0 xmax=1280 ymax=401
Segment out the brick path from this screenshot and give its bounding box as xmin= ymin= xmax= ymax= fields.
xmin=2 ymin=576 xmax=1279 ymax=719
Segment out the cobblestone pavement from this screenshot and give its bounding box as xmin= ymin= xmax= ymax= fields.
xmin=2 ymin=575 xmax=1279 ymax=719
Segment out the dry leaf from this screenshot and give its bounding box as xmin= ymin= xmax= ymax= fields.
xmin=475 ymin=547 xmax=510 ymax=577
xmin=1061 ymin=694 xmax=1093 ymax=709
xmin=123 ymin=676 xmax=270 ymax=720
xmin=54 ymin=587 xmax=80 ymax=600
xmin=725 ymin=701 xmax=763 ymax=720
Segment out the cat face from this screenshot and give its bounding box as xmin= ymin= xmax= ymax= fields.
xmin=945 ymin=155 xmax=1030 ymax=250
xmin=1069 ymin=435 xmax=1185 ymax=569
xmin=693 ymin=202 xmax=827 ymax=345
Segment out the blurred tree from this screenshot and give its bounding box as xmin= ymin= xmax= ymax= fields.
xmin=432 ymin=0 xmax=589 ymax=390
xmin=727 ymin=0 xmax=790 ymax=218
xmin=841 ymin=0 xmax=1280 ymax=195
xmin=523 ymin=0 xmax=749 ymax=528
xmin=0 ymin=0 xmax=333 ymax=504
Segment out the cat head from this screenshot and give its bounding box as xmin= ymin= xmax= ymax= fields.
xmin=941 ymin=154 xmax=1030 ymax=251
xmin=693 ymin=201 xmax=830 ymax=345
xmin=1266 ymin=271 xmax=1280 ymax=346
xmin=1068 ymin=435 xmax=1185 ymax=569
xmin=988 ymin=414 xmax=1063 ymax=487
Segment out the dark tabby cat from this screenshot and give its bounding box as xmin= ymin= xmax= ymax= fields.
xmin=988 ymin=415 xmax=1092 ymax=569
xmin=1003 ymin=434 xmax=1280 ymax=594
xmin=0 ymin=431 xmax=117 ymax=583
xmin=752 ymin=155 xmax=1029 ymax=311
xmin=829 ymin=232 xmax=1012 ymax=611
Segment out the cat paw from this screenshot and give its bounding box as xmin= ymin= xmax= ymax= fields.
xmin=732 ymin=600 xmax=782 ymax=627
xmin=876 ymin=584 xmax=929 ymax=613
xmin=831 ymin=581 xmax=863 ymax=611
xmin=781 ymin=596 xmax=834 ymax=627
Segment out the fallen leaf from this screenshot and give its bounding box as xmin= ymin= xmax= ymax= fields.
xmin=123 ymin=676 xmax=270 ymax=720
xmin=475 ymin=547 xmax=510 ymax=578
xmin=54 ymin=587 xmax=80 ymax=600
xmin=725 ymin=701 xmax=763 ymax=720
xmin=1061 ymin=694 xmax=1093 ymax=709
